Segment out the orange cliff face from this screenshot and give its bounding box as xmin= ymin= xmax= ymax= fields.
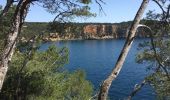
xmin=83 ymin=24 xmax=150 ymax=38
xmin=83 ymin=25 xmax=97 ymax=37
xmin=83 ymin=25 xmax=108 ymax=37
xmin=83 ymin=24 xmax=124 ymax=38
xmin=46 ymin=23 xmax=150 ymax=41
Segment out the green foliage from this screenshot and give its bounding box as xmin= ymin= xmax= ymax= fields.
xmin=0 ymin=1 xmax=96 ymax=99
xmin=39 ymin=0 xmax=95 ymax=22
xmin=47 ymin=22 xmax=85 ymax=36
xmin=0 ymin=5 xmax=16 ymax=37
xmin=70 ymin=6 xmax=96 ymax=18
xmin=137 ymin=26 xmax=170 ymax=99
xmin=79 ymin=0 xmax=92 ymax=4
xmin=21 ymin=22 xmax=49 ymax=39
xmin=0 ymin=5 xmax=16 ymax=54
xmin=146 ymin=72 xmax=170 ymax=100
xmin=136 ymin=1 xmax=170 ymax=99
xmin=0 ymin=45 xmax=93 ymax=99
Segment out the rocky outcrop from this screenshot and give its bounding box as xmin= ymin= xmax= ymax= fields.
xmin=83 ymin=24 xmax=149 ymax=38
xmin=45 ymin=23 xmax=150 ymax=41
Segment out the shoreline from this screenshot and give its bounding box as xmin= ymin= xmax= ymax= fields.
xmin=43 ymin=36 xmax=150 ymax=42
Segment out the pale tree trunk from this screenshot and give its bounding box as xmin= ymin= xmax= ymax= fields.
xmin=98 ymin=0 xmax=150 ymax=99
xmin=0 ymin=0 xmax=30 ymax=91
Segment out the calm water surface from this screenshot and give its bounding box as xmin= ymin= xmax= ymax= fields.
xmin=41 ymin=39 xmax=156 ymax=100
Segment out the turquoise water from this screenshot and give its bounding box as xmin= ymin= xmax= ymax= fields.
xmin=41 ymin=39 xmax=156 ymax=100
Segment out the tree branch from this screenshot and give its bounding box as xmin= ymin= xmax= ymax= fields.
xmin=152 ymin=0 xmax=166 ymax=16
xmin=53 ymin=11 xmax=72 ymax=22
xmin=166 ymin=4 xmax=170 ymax=20
xmin=127 ymin=80 xmax=147 ymax=100
xmin=95 ymin=0 xmax=106 ymax=15
xmin=137 ymin=24 xmax=170 ymax=80
xmin=0 ymin=0 xmax=14 ymax=22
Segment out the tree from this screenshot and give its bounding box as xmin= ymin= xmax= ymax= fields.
xmin=135 ymin=0 xmax=170 ymax=99
xmin=0 ymin=0 xmax=30 ymax=90
xmin=98 ymin=0 xmax=150 ymax=99
xmin=0 ymin=44 xmax=93 ymax=99
xmin=0 ymin=0 xmax=102 ymax=91
xmin=0 ymin=1 xmax=95 ymax=98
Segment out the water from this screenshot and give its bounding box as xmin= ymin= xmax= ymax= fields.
xmin=41 ymin=39 xmax=156 ymax=100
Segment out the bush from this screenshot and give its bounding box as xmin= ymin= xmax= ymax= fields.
xmin=0 ymin=46 xmax=93 ymax=100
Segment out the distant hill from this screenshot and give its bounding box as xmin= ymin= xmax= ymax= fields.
xmin=21 ymin=22 xmax=49 ymax=38
xmin=21 ymin=21 xmax=151 ymax=41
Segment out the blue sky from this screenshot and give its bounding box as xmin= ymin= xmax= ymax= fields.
xmin=0 ymin=0 xmax=160 ymax=23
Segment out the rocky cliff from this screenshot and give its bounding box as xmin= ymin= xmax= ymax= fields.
xmin=47 ymin=23 xmax=150 ymax=41
xmin=21 ymin=22 xmax=150 ymax=41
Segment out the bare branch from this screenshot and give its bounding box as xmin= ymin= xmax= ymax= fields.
xmin=166 ymin=4 xmax=170 ymax=20
xmin=95 ymin=0 xmax=106 ymax=15
xmin=127 ymin=80 xmax=147 ymax=100
xmin=53 ymin=11 xmax=72 ymax=22
xmin=0 ymin=0 xmax=14 ymax=21
xmin=152 ymin=0 xmax=166 ymax=16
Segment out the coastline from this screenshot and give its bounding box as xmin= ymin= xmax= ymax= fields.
xmin=43 ymin=36 xmax=119 ymax=42
xmin=42 ymin=36 xmax=150 ymax=42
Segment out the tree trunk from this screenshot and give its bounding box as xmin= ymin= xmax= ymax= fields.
xmin=0 ymin=0 xmax=30 ymax=91
xmin=98 ymin=0 xmax=150 ymax=100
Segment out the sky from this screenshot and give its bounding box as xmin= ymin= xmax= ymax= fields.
xmin=0 ymin=0 xmax=160 ymax=23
